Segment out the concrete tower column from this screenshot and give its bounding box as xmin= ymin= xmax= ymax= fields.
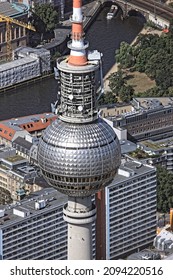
xmin=63 ymin=196 xmax=96 ymax=260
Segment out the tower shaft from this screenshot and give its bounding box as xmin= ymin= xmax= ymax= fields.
xmin=63 ymin=196 xmax=96 ymax=260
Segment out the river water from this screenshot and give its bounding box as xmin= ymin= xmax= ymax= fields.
xmin=0 ymin=6 xmax=145 ymax=121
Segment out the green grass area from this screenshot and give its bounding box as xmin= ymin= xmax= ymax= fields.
xmin=129 ymin=148 xmax=150 ymax=159
xmin=5 ymin=155 xmax=25 ymax=163
xmin=140 ymin=141 xmax=162 ymax=150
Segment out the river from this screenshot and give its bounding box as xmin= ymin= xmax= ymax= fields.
xmin=0 ymin=6 xmax=145 ymax=121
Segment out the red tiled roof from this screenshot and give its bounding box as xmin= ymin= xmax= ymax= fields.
xmin=0 ymin=123 xmax=15 ymax=141
xmin=0 ymin=113 xmax=58 ymax=141
xmin=18 ymin=115 xmax=57 ymax=132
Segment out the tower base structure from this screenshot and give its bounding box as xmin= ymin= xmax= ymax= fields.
xmin=63 ymin=196 xmax=96 ymax=260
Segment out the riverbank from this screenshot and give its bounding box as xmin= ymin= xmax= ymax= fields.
xmin=103 ymin=26 xmax=162 ymax=93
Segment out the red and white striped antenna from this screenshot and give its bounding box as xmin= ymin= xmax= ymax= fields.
xmin=68 ymin=0 xmax=88 ymax=66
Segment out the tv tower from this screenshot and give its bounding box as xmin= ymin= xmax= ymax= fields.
xmin=38 ymin=0 xmax=121 ymax=260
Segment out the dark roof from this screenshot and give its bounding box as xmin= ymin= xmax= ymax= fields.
xmin=0 ymin=2 xmax=28 ymax=17
xmin=12 ymin=137 xmax=32 ymax=150
xmin=27 ymin=176 xmax=50 ymax=189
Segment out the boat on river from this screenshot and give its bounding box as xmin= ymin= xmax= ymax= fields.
xmin=106 ymin=5 xmax=118 ymax=20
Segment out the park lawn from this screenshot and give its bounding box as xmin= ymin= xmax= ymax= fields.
xmin=126 ymin=71 xmax=156 ymax=94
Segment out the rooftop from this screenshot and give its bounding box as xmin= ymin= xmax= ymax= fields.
xmin=105 ymin=97 xmax=173 ymax=122
xmin=0 ymin=2 xmax=28 ymax=18
xmin=5 ymin=155 xmax=25 ymax=163
xmin=134 ymin=97 xmax=173 ymax=109
xmin=108 ymin=160 xmax=156 ymax=187
xmin=0 ymin=113 xmax=58 ymax=141
xmin=140 ymin=136 xmax=173 ymax=151
xmin=0 ymin=188 xmax=67 ymax=229
xmin=120 ymin=139 xmax=137 ymax=154
xmin=13 ymin=136 xmax=33 ymax=150
xmin=0 ymin=57 xmax=37 ymax=72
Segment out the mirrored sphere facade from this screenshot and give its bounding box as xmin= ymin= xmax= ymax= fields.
xmin=38 ymin=118 xmax=121 ymax=197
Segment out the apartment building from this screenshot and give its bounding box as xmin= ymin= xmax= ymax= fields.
xmin=0 ymin=188 xmax=68 ymax=259
xmin=0 ymin=152 xmax=41 ymax=202
xmin=0 ymin=187 xmax=96 ymax=259
xmin=96 ymin=160 xmax=157 ymax=259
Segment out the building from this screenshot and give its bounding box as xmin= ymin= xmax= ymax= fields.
xmin=154 ymin=209 xmax=173 ymax=256
xmin=106 ymin=97 xmax=173 ymax=142
xmin=96 ymin=160 xmax=157 ymax=260
xmin=12 ymin=136 xmax=34 ymax=162
xmin=0 ymin=187 xmax=97 ymax=260
xmin=0 ymin=158 xmax=156 ymax=259
xmin=0 ymin=113 xmax=57 ymax=146
xmin=154 ymin=228 xmax=173 ymax=254
xmin=0 ymin=188 xmax=68 ymax=259
xmin=137 ymin=137 xmax=173 ymax=172
xmin=0 ymin=47 xmax=51 ymax=89
xmin=0 ymin=144 xmax=16 ymax=159
xmin=0 ymin=1 xmax=30 ymax=61
xmin=0 ymin=153 xmax=41 ymax=201
xmin=99 ymin=103 xmax=133 ymax=118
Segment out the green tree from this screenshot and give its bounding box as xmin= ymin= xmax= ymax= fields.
xmin=99 ymin=91 xmax=117 ymax=105
xmin=168 ymin=18 xmax=173 ymax=37
xmin=116 ymin=42 xmax=135 ymax=68
xmin=30 ymin=4 xmax=59 ymax=41
xmin=157 ymin=166 xmax=173 ymax=213
xmin=107 ymin=70 xmax=134 ymax=102
xmin=108 ymin=70 xmax=125 ymax=95
xmin=119 ymin=84 xmax=134 ymax=102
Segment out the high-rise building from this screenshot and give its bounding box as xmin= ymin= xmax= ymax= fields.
xmin=96 ymin=160 xmax=157 ymax=259
xmin=0 ymin=188 xmax=67 ymax=260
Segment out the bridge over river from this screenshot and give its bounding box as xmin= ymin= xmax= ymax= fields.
xmin=98 ymin=0 xmax=173 ymax=27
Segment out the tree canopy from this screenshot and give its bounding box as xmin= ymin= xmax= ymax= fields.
xmin=30 ymin=4 xmax=59 ymax=41
xmin=107 ymin=70 xmax=134 ymax=103
xmin=114 ymin=31 xmax=173 ymax=97
xmin=157 ymin=166 xmax=173 ymax=213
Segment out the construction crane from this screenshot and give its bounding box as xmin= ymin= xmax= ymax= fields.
xmin=0 ymin=13 xmax=36 ymax=60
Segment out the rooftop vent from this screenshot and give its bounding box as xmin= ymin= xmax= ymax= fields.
xmin=0 ymin=209 xmax=5 ymax=218
xmin=35 ymin=199 xmax=46 ymax=210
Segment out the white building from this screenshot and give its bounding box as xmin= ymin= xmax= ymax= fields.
xmin=0 ymin=188 xmax=68 ymax=259
xmin=96 ymin=160 xmax=157 ymax=260
xmin=0 ymin=187 xmax=96 ymax=259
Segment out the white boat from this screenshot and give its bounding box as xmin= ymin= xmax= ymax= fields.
xmin=106 ymin=5 xmax=118 ymax=20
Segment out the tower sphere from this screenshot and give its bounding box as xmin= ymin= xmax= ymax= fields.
xmin=38 ymin=118 xmax=121 ymax=197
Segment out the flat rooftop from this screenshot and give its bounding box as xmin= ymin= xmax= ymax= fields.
xmin=109 ymin=161 xmax=155 ymax=187
xmin=134 ymin=97 xmax=173 ymax=109
xmin=0 ymin=188 xmax=67 ymax=229
xmin=140 ymin=136 xmax=173 ymax=151
xmin=0 ymin=2 xmax=28 ymax=17
xmin=120 ymin=139 xmax=137 ymax=154
xmin=5 ymin=155 xmax=25 ymax=163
